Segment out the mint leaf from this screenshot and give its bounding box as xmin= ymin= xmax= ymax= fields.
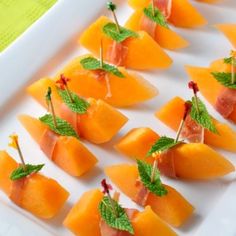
xmin=147 ymin=136 xmax=181 ymax=156
xmin=190 ymin=97 xmax=218 ymax=134
xmin=39 ymin=114 xmax=79 ymax=139
xmin=137 ymin=160 xmax=167 ymax=196
xmin=58 ymin=89 xmax=90 ymax=114
xmin=10 ymin=164 xmax=44 ymax=181
xmin=80 ymin=57 xmax=125 ymax=78
xmin=103 ymin=22 xmax=138 ymax=43
xmin=99 ymin=196 xmax=134 ymax=234
xmin=224 ymin=57 xmax=236 ymax=65
xmin=211 ymin=72 xmax=236 ymax=89
xmin=143 ymin=5 xmax=168 ymax=28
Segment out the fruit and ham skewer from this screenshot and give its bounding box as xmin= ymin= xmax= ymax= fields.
xmin=0 ymin=135 xmax=69 ymax=219
xmin=19 ymin=87 xmax=98 ymax=176
xmin=125 ymin=0 xmax=189 ymax=50
xmin=63 ymin=179 xmax=177 ymax=236
xmin=115 ymin=103 xmax=235 ymax=179
xmin=127 ymin=0 xmax=207 ymax=28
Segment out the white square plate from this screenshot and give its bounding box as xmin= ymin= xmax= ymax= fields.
xmin=0 ymin=0 xmax=236 ymax=235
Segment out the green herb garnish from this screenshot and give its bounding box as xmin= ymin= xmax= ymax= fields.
xmin=211 ymin=72 xmax=236 ymax=89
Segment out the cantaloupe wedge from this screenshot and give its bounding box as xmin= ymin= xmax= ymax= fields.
xmin=64 ymin=188 xmax=177 ymax=235
xmin=185 ymin=65 xmax=236 ymax=123
xmin=215 ymin=24 xmax=236 ymax=48
xmin=0 ymin=151 xmax=69 ymax=219
xmin=125 ymin=9 xmax=189 ymax=50
xmin=27 ymin=78 xmax=128 ymax=143
xmin=114 ymin=127 xmax=160 ymax=162
xmin=18 ymin=114 xmax=98 ymax=176
xmin=54 ymin=54 xmax=158 ymax=107
xmin=156 ymin=96 xmax=236 ymax=152
xmin=128 ymin=0 xmax=207 ymax=28
xmin=197 ymin=0 xmax=219 ymax=3
xmin=105 ymin=164 xmax=194 ymax=227
xmin=115 ymin=128 xmax=235 ymax=179
xmin=79 ymin=16 xmax=172 ymax=70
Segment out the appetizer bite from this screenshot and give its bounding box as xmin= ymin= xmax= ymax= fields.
xmin=27 ymin=77 xmax=128 ymax=143
xmin=156 ymin=81 xmax=236 ymax=152
xmin=125 ymin=0 xmax=189 ymax=50
xmin=127 ymin=0 xmax=207 ymax=28
xmin=186 ymin=50 xmax=236 ymax=123
xmin=19 ymin=87 xmax=98 ymax=176
xmin=115 ymin=104 xmax=235 ymax=179
xmin=0 ymin=135 xmax=69 ymax=219
xmin=53 ymin=42 xmax=158 ymax=107
xmin=79 ymin=2 xmax=172 ymax=70
xmin=216 ymin=23 xmax=236 ymax=48
xmin=63 ymin=179 xmax=177 ymax=236
xmin=105 ymin=161 xmax=194 ymax=227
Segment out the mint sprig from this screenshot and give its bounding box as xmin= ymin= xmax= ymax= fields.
xmin=39 ymin=114 xmax=79 ymax=139
xmin=10 ymin=164 xmax=44 ymax=181
xmin=137 ymin=160 xmax=167 ymax=196
xmin=80 ymin=56 xmax=125 ymax=78
xmin=143 ymin=5 xmax=169 ymax=28
xmin=103 ymin=22 xmax=138 ymax=43
xmin=211 ymin=72 xmax=236 ymax=89
xmin=224 ymin=57 xmax=236 ymax=65
xmin=147 ymin=136 xmax=181 ymax=156
xmin=99 ymin=196 xmax=134 ymax=234
xmin=190 ymin=97 xmax=218 ymax=133
xmin=58 ymin=89 xmax=90 ymax=114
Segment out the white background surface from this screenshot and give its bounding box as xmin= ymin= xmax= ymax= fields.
xmin=0 ymin=0 xmax=236 ymax=235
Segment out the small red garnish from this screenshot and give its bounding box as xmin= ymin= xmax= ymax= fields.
xmin=188 ymin=81 xmax=199 ymax=95
xmin=101 ymin=179 xmax=113 ymax=194
xmin=183 ymin=101 xmax=192 ymax=120
xmin=56 ymin=74 xmax=70 ymax=90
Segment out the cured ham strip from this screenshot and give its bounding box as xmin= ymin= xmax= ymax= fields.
xmin=9 ymin=176 xmax=27 ymax=206
xmin=100 ymin=208 xmax=138 ymax=236
xmin=107 ymin=41 xmax=128 ymax=67
xmin=140 ymin=14 xmax=156 ymax=39
xmin=153 ymin=0 xmax=172 ymax=19
xmin=39 ymin=129 xmax=59 ymax=160
xmin=158 ymin=150 xmax=176 ymax=178
xmin=60 ymin=103 xmax=79 ymax=133
xmin=133 ymin=179 xmax=149 ymax=206
xmin=215 ymin=87 xmax=236 ymax=118
xmin=181 ymin=114 xmax=205 ymax=143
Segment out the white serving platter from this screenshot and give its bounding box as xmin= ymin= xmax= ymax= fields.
xmin=0 ymin=0 xmax=236 ymax=235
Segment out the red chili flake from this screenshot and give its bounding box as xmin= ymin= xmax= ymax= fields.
xmin=101 ymin=179 xmax=113 ymax=194
xmin=188 ymin=81 xmax=199 ymax=95
xmin=183 ymin=101 xmax=192 ymax=120
xmin=56 ymin=74 xmax=70 ymax=90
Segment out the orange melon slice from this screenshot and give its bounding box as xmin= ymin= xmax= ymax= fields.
xmin=156 ymin=96 xmax=236 ymax=152
xmin=125 ymin=9 xmax=189 ymax=50
xmin=55 ymin=54 xmax=158 ymax=107
xmin=215 ymin=24 xmax=236 ymax=48
xmin=27 ymin=78 xmax=128 ymax=143
xmin=115 ymin=128 xmax=235 ymax=179
xmin=0 ymin=151 xmax=69 ymax=219
xmin=79 ymin=16 xmax=172 ymax=70
xmin=185 ymin=65 xmax=236 ymax=123
xmin=128 ymin=0 xmax=207 ymax=28
xmin=105 ymin=164 xmax=194 ymax=227
xmin=18 ymin=114 xmax=98 ymax=176
xmin=64 ymin=188 xmax=177 ymax=235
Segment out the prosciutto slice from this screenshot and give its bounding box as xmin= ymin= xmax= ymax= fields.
xmin=100 ymin=208 xmax=138 ymax=236
xmin=181 ymin=114 xmax=205 ymax=143
xmin=133 ymin=179 xmax=149 ymax=206
xmin=39 ymin=129 xmax=59 ymax=160
xmin=9 ymin=176 xmax=28 ymax=206
xmin=140 ymin=14 xmax=156 ymax=38
xmin=107 ymin=41 xmax=128 ymax=67
xmin=153 ymin=0 xmax=172 ymax=19
xmin=158 ymin=150 xmax=177 ymax=178
xmin=215 ymin=87 xmax=236 ymax=118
